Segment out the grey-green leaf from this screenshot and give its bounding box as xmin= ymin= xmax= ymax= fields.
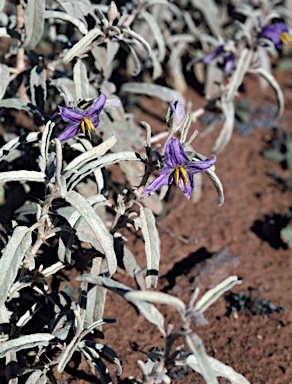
xmin=186 ymin=333 xmax=218 ymax=384
xmin=121 ymin=82 xmax=184 ymax=103
xmin=186 ymin=354 xmax=250 ymax=384
xmin=65 ymin=191 xmax=117 ymax=276
xmin=0 ymin=226 xmax=32 ymax=308
xmin=0 ymin=64 xmax=10 ymax=101
xmin=0 ymin=170 xmax=46 ymax=185
xmin=23 ymin=0 xmax=46 ymax=49
xmin=139 ymin=206 xmax=160 ymax=288
xmin=73 ymin=59 xmax=89 ymax=100
xmin=0 ymin=333 xmax=54 ymax=358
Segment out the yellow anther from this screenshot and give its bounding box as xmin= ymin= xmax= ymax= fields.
xmin=174 ymin=168 xmax=180 ymax=186
xmin=80 ymin=117 xmax=95 ymax=136
xmin=280 ymin=32 xmax=292 ymax=46
xmin=173 ymin=166 xmax=189 ymax=187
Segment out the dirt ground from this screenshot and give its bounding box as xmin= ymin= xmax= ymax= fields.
xmin=58 ymin=71 xmax=292 ymax=384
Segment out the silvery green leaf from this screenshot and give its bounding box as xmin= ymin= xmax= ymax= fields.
xmin=0 ymin=1 xmax=5 ymax=12
xmin=25 ymin=370 xmax=46 ymax=384
xmin=85 ymin=257 xmax=107 ymax=327
xmin=0 ymin=98 xmax=27 ymax=110
xmin=204 ymin=64 xmax=223 ymax=99
xmin=63 ymin=135 xmax=117 ymax=174
xmin=73 ymin=59 xmax=89 ymax=100
xmin=0 ymin=304 xmax=11 ymax=323
xmin=0 ymin=226 xmax=31 ymax=308
xmin=22 ymin=0 xmax=46 ymax=49
xmin=16 ymin=303 xmax=39 ymax=327
xmin=125 ymin=291 xmax=186 ymax=319
xmin=77 ymin=275 xmax=165 ymax=335
xmin=125 ymin=41 xmax=142 ymax=76
xmin=63 ymin=28 xmax=103 ymax=64
xmin=123 ymin=27 xmax=152 ymax=57
xmin=49 ymin=79 xmax=75 ymax=104
xmin=212 ymin=99 xmax=235 ymax=154
xmin=67 ymin=151 xmax=141 ymax=191
xmin=0 ymin=132 xmax=39 ymax=163
xmin=186 ymin=354 xmax=250 ymax=384
xmin=139 ymin=206 xmax=160 ymax=289
xmin=252 ymin=67 xmax=284 ymax=119
xmin=29 ymin=66 xmax=47 ymax=108
xmin=65 ymin=191 xmax=117 ymax=275
xmin=195 ymin=276 xmax=241 ymax=313
xmin=193 ymin=154 xmax=224 ymax=206
xmin=40 ymin=120 xmax=55 ymax=172
xmin=227 ymin=49 xmax=252 ymax=102
xmin=0 ymin=170 xmax=46 ymax=185
xmin=186 ymin=333 xmax=218 ymax=384
xmin=44 ymin=10 xmax=88 ymax=35
xmin=42 ymin=262 xmax=64 ymax=277
xmin=0 ymin=333 xmax=54 ymax=358
xmin=190 ymin=0 xmax=221 ymax=37
xmin=57 ymin=235 xmax=72 ymax=263
xmin=140 ymin=11 xmax=166 ymax=61
xmin=0 ymin=64 xmax=9 ymax=101
xmin=57 ymin=333 xmax=80 ymax=372
xmin=121 ymin=82 xmax=184 ymax=103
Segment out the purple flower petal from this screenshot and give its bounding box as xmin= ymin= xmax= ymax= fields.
xmin=185 ymin=155 xmax=216 ymax=175
xmin=261 ymin=21 xmax=289 ymax=49
xmin=59 ymin=106 xmax=85 ymax=123
xmin=58 ymin=123 xmax=81 ymax=141
xmin=143 ymin=168 xmax=173 ymax=195
xmin=164 ymin=138 xmax=189 ymax=168
xmin=203 ymin=45 xmax=225 ymax=64
xmin=86 ymin=92 xmax=107 ymax=117
xmin=179 ymin=175 xmax=194 ymax=199
xmin=224 ymin=54 xmax=236 ymax=74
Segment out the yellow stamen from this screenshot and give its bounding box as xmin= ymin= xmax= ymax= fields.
xmin=80 ymin=117 xmax=95 ymax=136
xmin=280 ymin=32 xmax=292 ymax=46
xmin=173 ymin=166 xmax=189 ymax=187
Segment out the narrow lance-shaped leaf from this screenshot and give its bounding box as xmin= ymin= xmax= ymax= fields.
xmin=29 ymin=66 xmax=47 ymax=108
xmin=212 ymin=99 xmax=235 ymax=153
xmin=63 ymin=28 xmax=103 ymax=64
xmin=0 ymin=170 xmax=46 ymax=185
xmin=0 ymin=64 xmax=10 ymax=101
xmin=121 ymin=83 xmax=184 ymax=103
xmin=252 ymin=67 xmax=284 ymax=119
xmin=0 ymin=333 xmax=54 ymax=358
xmin=23 ymin=0 xmax=46 ymax=49
xmin=186 ymin=333 xmax=218 ymax=384
xmin=73 ymin=59 xmax=89 ymax=100
xmin=185 ymin=354 xmax=250 ymax=384
xmin=77 ymin=275 xmax=165 ymax=336
xmin=195 ymin=276 xmax=241 ymax=313
xmin=0 ymin=226 xmax=32 ymax=308
xmin=63 ymin=135 xmax=117 ymax=173
xmin=139 ymin=206 xmax=160 ymax=288
xmin=44 ymin=10 xmax=88 ymax=35
xmin=65 ymin=191 xmax=117 ymax=276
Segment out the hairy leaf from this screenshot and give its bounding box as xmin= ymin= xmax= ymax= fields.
xmin=0 ymin=333 xmax=54 ymax=357
xmin=139 ymin=206 xmax=160 ymax=288
xmin=23 ymin=0 xmax=46 ymax=49
xmin=0 ymin=226 xmax=32 ymax=308
xmin=0 ymin=64 xmax=10 ymax=101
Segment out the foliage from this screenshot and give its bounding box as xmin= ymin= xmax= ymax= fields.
xmin=0 ymin=0 xmax=291 ymax=382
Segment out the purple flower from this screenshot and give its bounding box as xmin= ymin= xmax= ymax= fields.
xmin=203 ymin=45 xmax=236 ymax=74
xmin=143 ymin=138 xmax=216 ymax=199
xmin=261 ymin=21 xmax=292 ymax=49
xmin=58 ymin=92 xmax=106 ymax=141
